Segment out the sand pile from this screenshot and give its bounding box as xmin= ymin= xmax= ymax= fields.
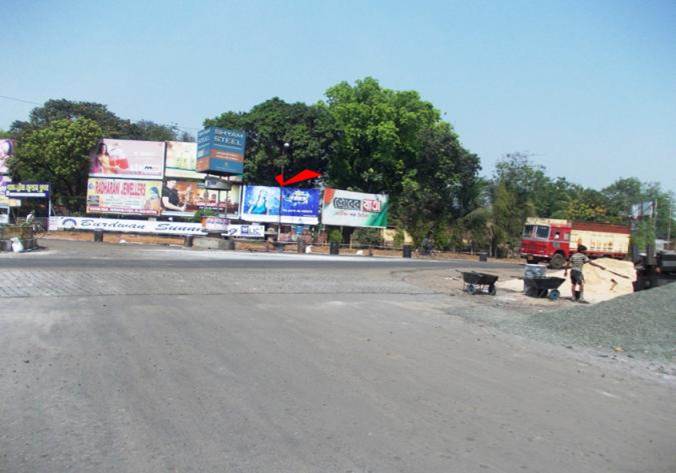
xmin=498 ymin=258 xmax=636 ymax=304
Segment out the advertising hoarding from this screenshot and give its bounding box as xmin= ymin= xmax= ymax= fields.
xmin=160 ymin=180 xmax=240 ymax=218
xmin=48 ymin=216 xmax=265 ymax=238
xmin=5 ymin=182 xmax=51 ymax=198
xmin=240 ymin=185 xmax=320 ymax=225
xmin=196 ymin=127 xmax=246 ymax=175
xmin=0 ymin=139 xmax=14 ymax=174
xmin=86 ymin=178 xmax=163 ymax=215
xmin=89 ymin=139 xmax=165 ymax=179
xmin=165 ymin=141 xmax=202 ymax=179
xmin=0 ymin=176 xmax=20 ymax=207
xmin=321 ymin=188 xmax=389 ymax=228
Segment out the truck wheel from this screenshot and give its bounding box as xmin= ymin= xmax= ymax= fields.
xmin=550 ymin=253 xmax=565 ymax=269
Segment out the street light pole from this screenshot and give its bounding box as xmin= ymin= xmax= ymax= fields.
xmin=277 ymin=142 xmax=290 ymax=241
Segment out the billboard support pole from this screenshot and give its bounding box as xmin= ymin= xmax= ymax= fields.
xmin=277 ymin=142 xmax=290 ymax=241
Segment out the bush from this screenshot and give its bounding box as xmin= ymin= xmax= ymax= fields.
xmin=328 ymin=228 xmax=343 ymax=243
xmin=352 ymin=227 xmax=383 ymax=247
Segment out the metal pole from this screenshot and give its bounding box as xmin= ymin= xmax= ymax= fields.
xmin=277 ymin=162 xmax=284 ymax=241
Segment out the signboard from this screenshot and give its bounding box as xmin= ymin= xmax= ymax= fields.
xmin=86 ymin=178 xmax=163 ymax=215
xmin=223 ymin=223 xmax=265 ymax=238
xmin=321 ymin=188 xmax=389 ymax=228
xmin=49 ymin=216 xmax=206 ymax=235
xmin=196 ymin=127 xmax=246 ymax=175
xmin=48 ymin=216 xmax=265 ymax=238
xmin=0 ymin=176 xmax=21 ymax=207
xmin=0 ymin=139 xmax=14 ymax=174
xmin=165 ymin=141 xmax=202 ymax=179
xmin=160 ymin=180 xmax=240 ymax=218
xmin=631 ymin=201 xmax=655 ymax=219
xmin=5 ymin=182 xmax=51 ymax=198
xmin=89 ymin=139 xmax=165 ymax=179
xmin=240 ymin=185 xmax=320 ymax=225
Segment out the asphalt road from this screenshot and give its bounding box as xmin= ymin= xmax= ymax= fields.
xmin=1 ymin=242 xmax=674 ymax=472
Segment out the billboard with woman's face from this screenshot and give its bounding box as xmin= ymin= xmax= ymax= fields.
xmin=89 ymin=139 xmax=165 ymax=179
xmin=0 ymin=139 xmax=14 ymax=174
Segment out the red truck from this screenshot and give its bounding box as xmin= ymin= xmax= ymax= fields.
xmin=520 ymin=217 xmax=630 ymax=268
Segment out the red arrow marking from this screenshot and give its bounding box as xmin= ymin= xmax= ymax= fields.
xmin=275 ymin=169 xmax=321 ymax=187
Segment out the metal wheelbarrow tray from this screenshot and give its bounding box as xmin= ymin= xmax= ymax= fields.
xmin=524 ymin=276 xmax=566 ymax=301
xmin=458 ymin=271 xmax=499 ymax=296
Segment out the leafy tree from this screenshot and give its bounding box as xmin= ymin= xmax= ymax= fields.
xmin=9 ymin=118 xmax=102 ymax=210
xmin=205 ymin=98 xmax=337 ymax=186
xmin=10 ymin=99 xmax=179 ymax=142
xmin=0 ymin=129 xmax=11 ymax=139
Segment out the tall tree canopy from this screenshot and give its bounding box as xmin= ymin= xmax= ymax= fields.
xmin=9 ymin=118 xmax=102 ymax=209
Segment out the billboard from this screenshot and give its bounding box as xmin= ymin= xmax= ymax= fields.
xmin=5 ymin=182 xmax=51 ymax=198
xmin=86 ymin=178 xmax=163 ymax=215
xmin=240 ymin=185 xmax=320 ymax=224
xmin=89 ymin=139 xmax=165 ymax=179
xmin=0 ymin=139 xmax=14 ymax=174
xmin=321 ymin=188 xmax=389 ymax=228
xmin=160 ymin=180 xmax=240 ymax=218
xmin=0 ymin=176 xmax=21 ymax=207
xmin=196 ymin=127 xmax=246 ymax=175
xmin=165 ymin=141 xmax=201 ymax=179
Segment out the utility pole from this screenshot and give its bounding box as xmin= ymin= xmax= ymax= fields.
xmin=277 ymin=142 xmax=290 ymax=241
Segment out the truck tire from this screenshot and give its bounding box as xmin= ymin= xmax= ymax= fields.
xmin=550 ymin=253 xmax=565 ymax=269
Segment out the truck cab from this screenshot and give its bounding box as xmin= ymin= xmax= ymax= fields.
xmin=520 ymin=218 xmax=572 ymax=268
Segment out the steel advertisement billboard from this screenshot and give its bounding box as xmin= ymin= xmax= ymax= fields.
xmin=89 ymin=139 xmax=165 ymax=179
xmin=240 ymin=185 xmax=320 ymax=224
xmin=86 ymin=178 xmax=163 ymax=215
xmin=196 ymin=127 xmax=246 ymax=175
xmin=321 ymin=188 xmax=389 ymax=228
xmin=0 ymin=139 xmax=14 ymax=174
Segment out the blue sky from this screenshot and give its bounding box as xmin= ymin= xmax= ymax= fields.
xmin=2 ymin=0 xmax=674 ymax=191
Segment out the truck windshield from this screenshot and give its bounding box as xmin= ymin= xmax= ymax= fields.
xmin=536 ymin=225 xmax=550 ymax=239
xmin=522 ymin=225 xmax=535 ymax=237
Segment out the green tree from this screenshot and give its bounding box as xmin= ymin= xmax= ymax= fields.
xmin=205 ymin=98 xmax=337 ymax=186
xmin=9 ymin=118 xmax=102 ymax=210
xmin=10 ymin=99 xmax=179 ymax=142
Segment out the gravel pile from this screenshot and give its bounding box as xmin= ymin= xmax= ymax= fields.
xmin=522 ymin=283 xmax=676 ymax=361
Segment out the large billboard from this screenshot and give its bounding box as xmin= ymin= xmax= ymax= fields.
xmin=160 ymin=180 xmax=240 ymax=218
xmin=321 ymin=188 xmax=389 ymax=228
xmin=89 ymin=139 xmax=165 ymax=179
xmin=165 ymin=141 xmax=201 ymax=179
xmin=0 ymin=176 xmax=21 ymax=207
xmin=0 ymin=139 xmax=13 ymax=174
xmin=240 ymin=185 xmax=320 ymax=224
xmin=196 ymin=127 xmax=246 ymax=175
xmin=86 ymin=178 xmax=163 ymax=215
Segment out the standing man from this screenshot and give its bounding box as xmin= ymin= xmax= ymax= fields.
xmin=564 ymin=244 xmax=603 ymax=302
xmin=162 ymin=180 xmax=186 ymax=212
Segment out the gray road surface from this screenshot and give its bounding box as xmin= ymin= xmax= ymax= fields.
xmin=0 ymin=242 xmax=674 ymax=472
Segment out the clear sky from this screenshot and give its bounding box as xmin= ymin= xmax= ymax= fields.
xmin=2 ymin=0 xmax=675 ymax=191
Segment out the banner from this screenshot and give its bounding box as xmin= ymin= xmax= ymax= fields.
xmin=0 ymin=176 xmax=20 ymax=206
xmin=50 ymin=216 xmax=206 ymax=235
xmin=321 ymin=188 xmax=389 ymax=228
xmin=48 ymin=216 xmax=265 ymax=238
xmin=165 ymin=141 xmax=203 ymax=179
xmin=196 ymin=127 xmax=246 ymax=175
xmin=160 ymin=180 xmax=240 ymax=218
xmin=0 ymin=139 xmax=14 ymax=174
xmin=89 ymin=139 xmax=165 ymax=179
xmin=5 ymin=182 xmax=51 ymax=198
xmin=240 ymin=185 xmax=320 ymax=224
xmin=630 ymin=201 xmax=655 ymax=219
xmin=86 ymin=178 xmax=163 ymax=215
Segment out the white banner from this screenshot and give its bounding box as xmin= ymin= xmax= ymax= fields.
xmin=48 ymin=216 xmax=266 ymax=238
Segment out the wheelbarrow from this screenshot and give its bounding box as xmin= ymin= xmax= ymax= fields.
xmin=458 ymin=271 xmax=499 ymax=296
xmin=523 ymin=276 xmax=566 ymax=301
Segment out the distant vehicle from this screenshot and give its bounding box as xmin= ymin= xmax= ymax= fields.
xmin=520 ymin=217 xmax=630 ymax=269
